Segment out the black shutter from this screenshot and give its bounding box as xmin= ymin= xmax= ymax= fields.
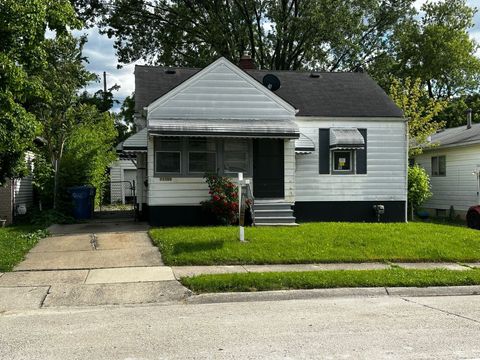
xmin=357 ymin=129 xmax=367 ymax=174
xmin=319 ymin=129 xmax=330 ymax=174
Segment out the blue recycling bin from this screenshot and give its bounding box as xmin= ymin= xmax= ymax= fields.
xmin=68 ymin=186 xmax=96 ymax=220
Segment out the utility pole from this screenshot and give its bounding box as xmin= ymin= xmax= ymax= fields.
xmin=103 ymin=71 xmax=107 ymax=105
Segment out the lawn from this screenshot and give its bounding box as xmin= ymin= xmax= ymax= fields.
xmin=181 ymin=268 xmax=480 ymax=293
xmin=150 ymin=222 xmax=480 ymax=265
xmin=0 ymin=226 xmax=46 ymax=272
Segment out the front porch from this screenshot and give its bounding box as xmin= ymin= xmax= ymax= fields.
xmin=147 ymin=135 xmax=297 ymax=226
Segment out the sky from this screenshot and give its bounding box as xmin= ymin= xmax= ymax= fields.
xmin=78 ymin=0 xmax=480 ymax=112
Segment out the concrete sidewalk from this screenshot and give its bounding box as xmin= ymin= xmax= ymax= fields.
xmin=171 ymin=262 xmax=480 ymax=279
xmin=0 ymin=223 xmax=191 ymax=311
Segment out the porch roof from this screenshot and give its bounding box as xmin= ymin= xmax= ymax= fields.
xmin=148 ymin=118 xmax=299 ymax=138
xmin=118 ymin=128 xmax=148 ymax=153
xmin=329 ymin=128 xmax=365 ymax=150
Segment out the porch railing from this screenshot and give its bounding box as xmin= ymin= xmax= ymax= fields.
xmin=244 ymin=181 xmax=255 ymax=226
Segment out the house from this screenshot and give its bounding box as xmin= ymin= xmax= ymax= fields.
xmin=120 ymin=56 xmax=407 ymax=226
xmin=415 ymin=110 xmax=480 ymax=219
xmin=0 ymin=152 xmax=35 ymax=225
xmin=109 ymin=158 xmax=137 ymax=205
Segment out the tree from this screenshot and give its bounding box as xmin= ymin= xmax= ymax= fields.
xmin=59 ymin=105 xmax=117 ymax=207
xmin=115 ymin=93 xmax=136 ymax=144
xmin=389 ymin=77 xmax=446 ymax=157
xmin=34 ymin=35 xmax=97 ymax=208
xmin=408 ymin=164 xmax=432 ymax=220
xmin=97 ymin=0 xmax=414 ymax=71
xmin=382 ymin=0 xmax=480 ymax=99
xmin=436 ymin=94 xmax=480 ymax=128
xmin=0 ymin=0 xmax=80 ymax=184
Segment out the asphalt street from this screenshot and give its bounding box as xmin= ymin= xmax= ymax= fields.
xmin=1 ymin=295 xmax=480 ymax=359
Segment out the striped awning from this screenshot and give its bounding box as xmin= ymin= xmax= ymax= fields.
xmin=329 ymin=128 xmax=365 ymax=150
xmin=295 ymin=133 xmax=315 ymax=154
xmin=148 ymin=118 xmax=299 ymax=139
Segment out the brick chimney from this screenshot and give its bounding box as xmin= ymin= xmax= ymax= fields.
xmin=238 ymin=51 xmax=256 ymax=70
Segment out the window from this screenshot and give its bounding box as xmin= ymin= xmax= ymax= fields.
xmin=154 ymin=137 xmax=250 ymax=177
xmin=319 ymin=128 xmax=367 ymax=175
xmin=155 ymin=138 xmax=181 ymax=173
xmin=431 ymin=155 xmax=446 ymax=176
xmin=332 ymin=150 xmax=354 ymax=174
xmin=224 ymin=140 xmax=249 ymax=174
xmin=188 ymin=139 xmax=217 ymax=173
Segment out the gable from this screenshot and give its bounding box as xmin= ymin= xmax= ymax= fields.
xmin=147 ymin=58 xmax=297 ymax=122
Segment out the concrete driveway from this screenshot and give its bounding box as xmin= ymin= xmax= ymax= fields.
xmin=0 ymin=220 xmax=190 ymax=310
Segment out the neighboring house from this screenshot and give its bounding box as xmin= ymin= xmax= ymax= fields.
xmin=0 ymin=152 xmax=35 ymax=225
xmin=415 ymin=115 xmax=480 ymax=219
xmin=112 ymin=129 xmax=148 ymax=208
xmin=109 ymin=158 xmax=137 ymax=205
xmin=120 ymin=56 xmax=407 ymax=226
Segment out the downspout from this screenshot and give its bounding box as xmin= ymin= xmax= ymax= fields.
xmin=405 ymin=117 xmax=409 ymax=223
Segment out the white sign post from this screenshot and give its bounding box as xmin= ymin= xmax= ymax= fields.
xmin=238 ymin=172 xmax=245 ymax=242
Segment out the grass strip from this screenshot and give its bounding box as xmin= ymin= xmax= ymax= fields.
xmin=0 ymin=226 xmax=46 ymax=272
xmin=180 ymin=269 xmax=480 ymax=293
xmin=150 ymin=222 xmax=480 ymax=265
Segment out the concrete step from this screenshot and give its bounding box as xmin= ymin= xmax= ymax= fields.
xmin=255 ymin=222 xmax=299 ymax=227
xmin=254 ymin=209 xmax=294 ymax=218
xmin=254 ymin=203 xmax=293 ymax=211
xmin=255 ymin=216 xmax=297 ymax=224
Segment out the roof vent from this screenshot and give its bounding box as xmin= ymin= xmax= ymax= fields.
xmin=165 ymin=69 xmax=176 ymax=74
xmin=309 ymin=72 xmax=320 ymax=78
xmin=262 ymin=74 xmax=281 ymax=91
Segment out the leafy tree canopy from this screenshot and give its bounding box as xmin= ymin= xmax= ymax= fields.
xmin=97 ymin=0 xmax=415 ymax=71
xmin=0 ymin=0 xmax=80 ymax=184
xmin=382 ymin=0 xmax=480 ymax=99
xmin=389 ymin=77 xmax=446 ymax=157
xmin=115 ymin=93 xmax=136 ymax=144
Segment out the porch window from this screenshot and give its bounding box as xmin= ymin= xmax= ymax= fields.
xmin=188 ymin=139 xmax=217 ymax=173
xmin=155 ymin=138 xmax=182 ymax=174
xmin=224 ymin=139 xmax=249 ymax=174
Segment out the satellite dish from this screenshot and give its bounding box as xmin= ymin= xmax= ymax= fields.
xmin=262 ymin=74 xmax=281 ymax=91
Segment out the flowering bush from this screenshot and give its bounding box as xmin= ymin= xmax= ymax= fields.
xmin=201 ymin=174 xmax=239 ymax=225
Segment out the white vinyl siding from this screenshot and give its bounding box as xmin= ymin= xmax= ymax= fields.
xmin=110 ymin=159 xmax=137 ymax=204
xmin=147 ymin=59 xmax=295 ymax=122
xmin=148 ymin=136 xmax=258 ymax=206
xmin=13 ymin=152 xmax=34 ymax=214
xmin=294 ymin=117 xmax=407 ymax=202
xmin=415 ymin=144 xmax=480 ymax=213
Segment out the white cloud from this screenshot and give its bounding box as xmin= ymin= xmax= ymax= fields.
xmin=73 ymin=27 xmax=143 ymax=111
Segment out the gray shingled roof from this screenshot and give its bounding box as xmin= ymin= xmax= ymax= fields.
xmin=135 ymin=65 xmax=403 ymax=118
xmin=428 ymin=123 xmax=480 ymax=149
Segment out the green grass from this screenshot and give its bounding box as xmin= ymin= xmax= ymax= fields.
xmin=0 ymin=226 xmax=46 ymax=272
xmin=150 ymin=222 xmax=480 ymax=265
xmin=181 ymin=269 xmax=480 ymax=293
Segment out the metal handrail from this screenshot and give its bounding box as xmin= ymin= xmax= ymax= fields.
xmin=244 ymin=182 xmax=255 ymax=226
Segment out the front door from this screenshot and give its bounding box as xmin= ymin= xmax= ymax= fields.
xmin=253 ymin=139 xmax=284 ymax=198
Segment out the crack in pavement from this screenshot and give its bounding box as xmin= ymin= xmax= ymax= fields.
xmin=401 ymin=297 xmax=480 ymax=325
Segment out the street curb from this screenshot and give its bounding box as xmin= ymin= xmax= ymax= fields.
xmin=185 ymin=285 xmax=480 ymax=305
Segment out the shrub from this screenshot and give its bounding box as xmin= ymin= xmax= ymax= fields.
xmin=201 ymin=174 xmax=239 ymax=225
xmin=408 ymin=164 xmax=432 ymax=219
